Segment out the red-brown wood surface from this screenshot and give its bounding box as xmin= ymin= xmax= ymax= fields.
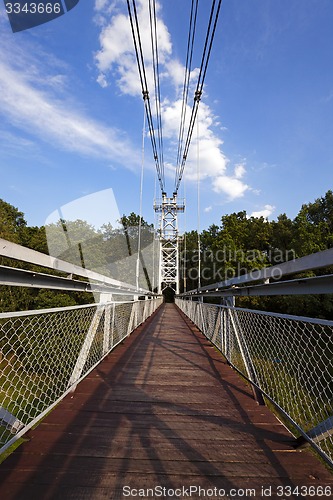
xmin=0 ymin=303 xmax=332 ymax=499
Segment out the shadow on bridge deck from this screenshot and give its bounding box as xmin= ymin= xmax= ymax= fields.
xmin=0 ymin=303 xmax=332 ymax=499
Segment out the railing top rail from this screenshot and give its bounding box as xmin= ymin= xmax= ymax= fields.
xmin=0 ymin=296 xmax=160 ymax=319
xmin=199 ymin=301 xmax=333 ymax=327
xmin=179 ymin=273 xmax=333 ymax=298
xmin=0 ymin=301 xmax=100 ymax=319
xmin=182 ymin=247 xmax=333 ymax=295
xmin=0 ymin=238 xmax=153 ymax=296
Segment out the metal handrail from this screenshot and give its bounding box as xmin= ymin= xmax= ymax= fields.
xmin=181 ymin=246 xmax=333 ymax=295
xmin=0 ymin=238 xmax=153 ymax=295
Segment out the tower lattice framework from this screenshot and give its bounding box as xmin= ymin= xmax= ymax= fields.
xmin=154 ymin=192 xmax=185 ymax=294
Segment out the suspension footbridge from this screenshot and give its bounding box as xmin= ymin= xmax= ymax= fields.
xmin=1 ymin=0 xmax=333 ymax=496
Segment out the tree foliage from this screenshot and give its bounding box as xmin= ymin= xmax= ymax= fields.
xmin=181 ymin=190 xmax=333 ymax=319
xmin=0 ymin=202 xmax=154 ymax=311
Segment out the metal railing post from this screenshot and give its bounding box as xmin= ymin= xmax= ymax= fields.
xmin=67 ymin=306 xmax=104 ymax=389
xmin=211 ymin=307 xmax=221 ymax=346
xmin=101 ymin=293 xmax=113 ymax=356
xmin=198 ymin=297 xmax=205 ymax=334
xmin=110 ymin=303 xmax=116 ymax=349
xmin=226 ymin=299 xmax=265 ymax=405
xmin=103 ymin=304 xmax=111 ymax=355
xmin=127 ymin=300 xmax=139 ymax=336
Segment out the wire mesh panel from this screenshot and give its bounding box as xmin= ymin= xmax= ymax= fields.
xmin=0 ymin=297 xmax=162 ymax=455
xmin=176 ymin=298 xmax=333 ymax=468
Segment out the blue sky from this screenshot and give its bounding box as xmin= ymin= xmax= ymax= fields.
xmin=0 ymin=0 xmax=333 ymax=233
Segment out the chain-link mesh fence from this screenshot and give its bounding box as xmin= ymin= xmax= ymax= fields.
xmin=176 ymin=298 xmax=333 ymax=468
xmin=0 ymin=297 xmax=162 ymax=455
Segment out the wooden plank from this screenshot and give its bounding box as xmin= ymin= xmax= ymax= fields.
xmin=0 ymin=303 xmax=332 ymax=500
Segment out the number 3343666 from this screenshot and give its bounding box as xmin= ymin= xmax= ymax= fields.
xmin=5 ymin=3 xmax=62 ymax=14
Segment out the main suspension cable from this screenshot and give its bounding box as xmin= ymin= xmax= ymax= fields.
xmin=149 ymin=0 xmax=165 ymax=189
xmin=174 ymin=0 xmax=223 ymax=194
xmin=127 ymin=0 xmax=222 ymax=196
xmin=175 ymin=0 xmax=199 ymax=189
xmin=127 ymin=0 xmax=165 ymax=192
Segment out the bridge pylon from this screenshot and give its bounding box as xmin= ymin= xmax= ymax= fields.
xmin=154 ymin=192 xmax=185 ymax=295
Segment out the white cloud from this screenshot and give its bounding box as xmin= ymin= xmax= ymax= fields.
xmin=212 ymin=176 xmax=249 ymax=199
xmin=96 ymin=14 xmax=133 ymax=71
xmin=204 ymin=205 xmax=212 ymax=213
xmin=95 ymin=0 xmax=109 ymax=11
xmin=95 ymin=0 xmax=172 ymax=96
xmin=161 ymin=99 xmax=230 ymax=184
xmin=234 ymin=163 xmax=246 ymax=179
xmin=93 ymin=0 xmax=251 ymax=199
xmin=96 ymin=73 xmax=109 ymax=88
xmin=0 ymin=39 xmax=139 ymax=168
xmin=165 ymin=60 xmax=187 ymax=89
xmin=250 ymin=204 xmax=275 ymax=219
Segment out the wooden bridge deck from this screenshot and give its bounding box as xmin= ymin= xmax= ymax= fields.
xmin=0 ymin=303 xmax=332 ymax=499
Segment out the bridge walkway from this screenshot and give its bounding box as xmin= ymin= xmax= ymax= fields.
xmin=0 ymin=303 xmax=332 ymax=499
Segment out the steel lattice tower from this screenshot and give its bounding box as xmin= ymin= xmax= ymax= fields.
xmin=154 ymin=192 xmax=185 ymax=294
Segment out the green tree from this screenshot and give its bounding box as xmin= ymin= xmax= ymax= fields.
xmin=292 ymin=190 xmax=333 ymax=254
xmin=20 ymin=225 xmax=48 ymax=254
xmin=35 ymin=290 xmax=77 ymax=309
xmin=0 ymin=199 xmax=26 ymax=243
xmin=270 ymin=214 xmax=294 ymax=263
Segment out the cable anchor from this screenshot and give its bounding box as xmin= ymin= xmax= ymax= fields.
xmin=194 ymin=90 xmax=202 ymax=102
